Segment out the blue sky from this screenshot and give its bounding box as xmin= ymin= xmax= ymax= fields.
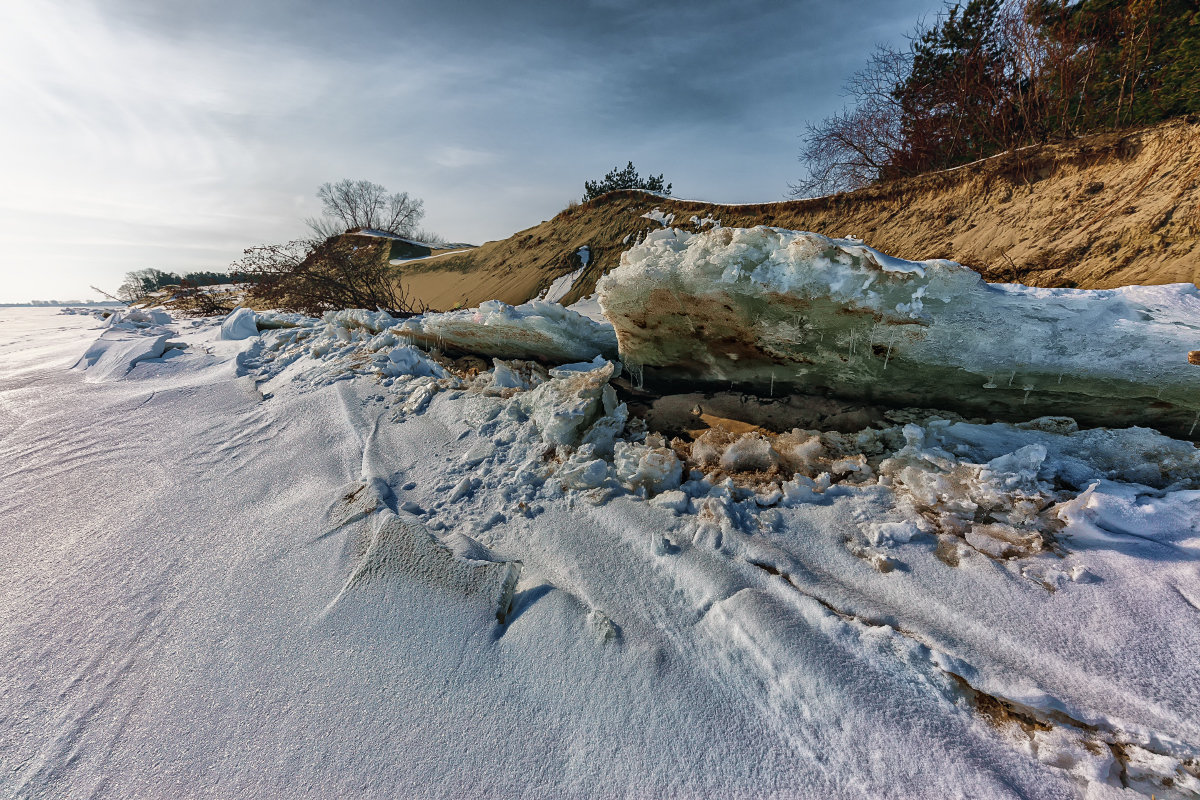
xmin=0 ymin=0 xmax=942 ymax=302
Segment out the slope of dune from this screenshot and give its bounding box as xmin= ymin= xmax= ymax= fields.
xmin=395 ymin=117 xmax=1200 ymax=311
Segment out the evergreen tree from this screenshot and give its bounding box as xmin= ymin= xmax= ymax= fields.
xmin=892 ymin=0 xmax=1009 ymax=176
xmin=583 ymin=162 xmax=672 ymax=202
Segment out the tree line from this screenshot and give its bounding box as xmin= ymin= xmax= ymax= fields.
xmin=793 ymin=0 xmax=1200 ymax=196
xmin=117 ymin=268 xmax=243 ymax=302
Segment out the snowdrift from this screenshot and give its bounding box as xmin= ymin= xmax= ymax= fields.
xmin=599 ymin=227 xmax=1200 ymax=437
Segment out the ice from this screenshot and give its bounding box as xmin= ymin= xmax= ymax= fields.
xmin=864 ymin=521 xmax=922 ymax=547
xmin=395 ymin=299 xmax=618 ymax=363
xmin=614 ymin=438 xmax=683 ymax=494
xmin=650 ymin=489 xmax=691 ymax=513
xmin=516 ymin=358 xmax=622 ymax=447
xmin=490 ymin=358 xmax=529 ymax=389
xmin=106 ymin=307 xmax=171 ymax=328
xmin=382 ymin=345 xmax=446 ymax=378
xmin=717 ymin=432 xmax=779 ymax=472
xmin=963 ymin=522 xmax=1043 ymax=558
xmin=548 ymin=354 xmax=613 ymax=379
xmin=565 ymin=293 xmax=606 ymax=323
xmin=599 ymin=226 xmax=1200 ymax=437
xmin=219 ymin=307 xmax=259 ymax=340
xmin=557 ymin=450 xmax=611 ymax=490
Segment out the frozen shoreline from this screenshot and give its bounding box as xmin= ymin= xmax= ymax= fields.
xmin=2 ymin=299 xmax=1198 ymax=798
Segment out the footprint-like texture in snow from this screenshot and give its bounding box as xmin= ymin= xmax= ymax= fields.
xmin=324 ymin=480 xmax=521 ymax=623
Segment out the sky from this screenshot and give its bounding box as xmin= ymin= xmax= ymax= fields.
xmin=0 ymin=0 xmax=943 ymax=303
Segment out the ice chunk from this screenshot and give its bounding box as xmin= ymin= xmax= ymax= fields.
xmin=73 ymin=331 xmax=172 ymax=381
xmin=650 ymin=489 xmax=691 ymax=513
xmin=599 ymin=226 xmax=1200 ymax=436
xmin=492 ymin=359 xmax=529 ymax=389
xmin=107 ymin=307 xmax=171 ymax=329
xmin=965 ymin=522 xmax=1043 ymax=558
xmin=548 ymin=354 xmax=617 ymax=379
xmin=461 ymin=440 xmax=496 ymax=467
xmin=220 ymin=307 xmax=259 ymax=340
xmin=864 ymin=521 xmax=922 ymax=547
xmin=518 ymin=359 xmax=619 ymax=447
xmin=395 ymin=300 xmax=618 ymax=363
xmin=558 ymin=455 xmax=611 ymax=490
xmin=614 ymin=440 xmax=683 ymax=494
xmin=718 ymin=433 xmax=779 ymax=472
xmin=383 ymin=346 xmax=446 ymax=379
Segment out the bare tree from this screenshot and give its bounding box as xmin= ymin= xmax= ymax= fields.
xmin=305 ymin=179 xmax=425 ymax=242
xmin=789 ymin=46 xmax=911 ymax=197
xmin=236 ymin=238 xmax=426 ymax=317
xmin=172 ymin=281 xmax=237 ymax=317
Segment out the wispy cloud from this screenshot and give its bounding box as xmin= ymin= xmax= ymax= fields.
xmin=0 ymin=0 xmax=940 ymax=301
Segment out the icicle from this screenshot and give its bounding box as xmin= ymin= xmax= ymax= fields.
xmin=770 ymin=371 xmax=775 ymax=397
xmin=1190 ymin=411 xmax=1199 ymax=438
xmin=1008 ymin=371 xmax=1016 ymax=387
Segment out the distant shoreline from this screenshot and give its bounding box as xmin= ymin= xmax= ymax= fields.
xmin=0 ymin=302 xmax=125 ymax=308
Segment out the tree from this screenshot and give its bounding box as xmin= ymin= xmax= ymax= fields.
xmin=892 ymin=0 xmax=1011 ymax=175
xmin=1038 ymin=0 xmax=1200 ymax=130
xmin=583 ymin=162 xmax=672 ymax=202
xmin=794 ymin=0 xmax=1200 ymax=195
xmin=118 ymin=268 xmax=180 ymax=302
xmin=305 ymin=179 xmax=425 ymax=242
xmin=790 ymin=46 xmax=911 ymax=197
xmin=235 ymin=238 xmax=425 ymax=317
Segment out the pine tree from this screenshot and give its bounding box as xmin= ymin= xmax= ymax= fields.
xmin=892 ymin=0 xmax=1009 ymax=176
xmin=582 ymin=162 xmax=672 ymax=202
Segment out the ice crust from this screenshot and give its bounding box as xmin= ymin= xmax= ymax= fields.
xmin=598 ymin=226 xmax=1200 ymax=436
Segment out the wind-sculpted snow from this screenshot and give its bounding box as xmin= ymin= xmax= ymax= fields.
xmin=6 ymin=305 xmax=1200 ymax=798
xmin=326 ymin=480 xmax=520 ymax=623
xmin=72 ymin=330 xmax=176 ymax=381
xmin=598 ymin=226 xmax=1200 ymax=437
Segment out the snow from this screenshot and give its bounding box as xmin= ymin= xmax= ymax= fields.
xmin=3 ymin=301 xmax=1200 ymax=798
xmin=220 ymin=306 xmax=259 ymax=340
xmin=641 ymin=207 xmax=675 ymax=227
xmin=540 ymin=267 xmax=585 ymax=304
xmin=537 ymin=247 xmax=591 ymax=305
xmin=388 ymin=248 xmax=471 ymax=265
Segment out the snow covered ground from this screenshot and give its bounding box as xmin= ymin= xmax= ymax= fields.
xmin=2 ymin=297 xmax=1199 ymax=799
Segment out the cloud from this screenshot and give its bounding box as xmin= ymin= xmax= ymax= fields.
xmin=0 ymin=0 xmax=944 ymax=301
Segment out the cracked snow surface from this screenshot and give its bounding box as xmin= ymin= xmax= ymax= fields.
xmin=2 ymin=304 xmax=1199 ymax=799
